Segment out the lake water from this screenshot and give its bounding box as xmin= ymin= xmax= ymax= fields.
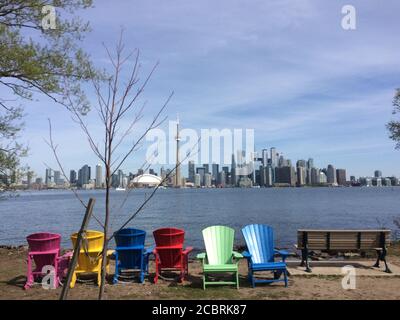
xmin=1 ymin=188 xmax=399 ymax=250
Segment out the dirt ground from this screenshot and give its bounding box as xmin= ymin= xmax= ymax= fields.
xmin=1 ymin=245 xmax=400 ymax=300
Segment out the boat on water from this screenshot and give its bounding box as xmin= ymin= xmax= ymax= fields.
xmin=115 ymin=187 xmax=126 ymax=191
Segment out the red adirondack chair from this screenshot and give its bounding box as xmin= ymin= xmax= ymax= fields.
xmin=152 ymin=227 xmax=193 ymax=283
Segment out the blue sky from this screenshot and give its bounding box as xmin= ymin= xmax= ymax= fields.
xmin=12 ymin=0 xmax=400 ymax=178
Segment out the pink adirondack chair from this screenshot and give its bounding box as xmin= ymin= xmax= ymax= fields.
xmin=24 ymin=232 xmax=71 ymax=289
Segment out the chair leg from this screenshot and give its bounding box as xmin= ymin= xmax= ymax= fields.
xmin=113 ymin=252 xmax=119 ymax=284
xmin=24 ymin=255 xmax=33 ymax=290
xmin=284 ymin=269 xmax=288 ymax=287
xmin=236 ymin=271 xmax=239 ymax=290
xmin=203 ymin=273 xmax=206 ymax=290
xmin=97 ymin=269 xmax=102 ymax=287
xmin=54 ymin=256 xmax=59 ymax=289
xmin=70 ymin=271 xmax=77 ymax=288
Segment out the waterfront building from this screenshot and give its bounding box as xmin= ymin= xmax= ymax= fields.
xmin=69 ymin=170 xmax=77 ymax=184
xmin=77 ymin=165 xmax=91 ymax=187
xmin=231 ymin=153 xmax=236 ymax=186
xmin=270 ymin=147 xmax=278 ymax=168
xmin=212 ymin=163 xmax=219 ymax=181
xmin=297 ymin=166 xmax=306 ymax=186
xmin=336 ymin=169 xmax=347 ymax=186
xmin=45 ymin=168 xmax=54 ymax=187
xmin=219 ymin=170 xmax=226 ymax=187
xmin=307 ymin=158 xmax=314 ymax=169
xmin=222 ymin=166 xmax=229 ymax=184
xmin=311 ymin=167 xmax=319 ymax=185
xmin=372 ymin=177 xmax=382 ymax=187
xmin=54 ymin=171 xmax=63 ymax=185
xmin=188 ymin=161 xmax=195 ymax=183
xmin=204 ymin=173 xmax=212 ymax=187
xmin=132 ymin=173 xmax=162 ymax=187
xmin=374 ymin=170 xmax=382 ymax=178
xmin=383 ymin=178 xmax=392 ymax=187
xmin=194 ymin=173 xmax=201 ymax=187
xmin=275 ymin=166 xmax=296 ymax=186
xmin=238 ymin=176 xmax=252 ymax=188
xmin=262 ymin=149 xmax=269 ymax=167
xmin=390 ymin=176 xmax=399 ymax=186
xmin=196 ymin=167 xmax=205 ymax=186
xmin=359 ymin=177 xmax=373 ymax=187
xmin=296 ymin=160 xmax=306 ymax=168
xmin=318 ymin=171 xmax=327 ymax=184
xmin=95 ymin=164 xmax=103 ymax=188
xmin=326 ymin=165 xmax=336 ymax=185
xmin=203 ymin=163 xmax=210 ymax=174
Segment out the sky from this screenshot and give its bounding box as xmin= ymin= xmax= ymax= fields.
xmin=10 ymin=0 xmax=400 ymax=178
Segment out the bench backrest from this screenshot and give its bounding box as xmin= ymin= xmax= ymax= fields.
xmin=297 ymin=230 xmax=391 ymax=250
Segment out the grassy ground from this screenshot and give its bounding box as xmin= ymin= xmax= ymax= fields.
xmin=1 ymin=243 xmax=400 ymax=300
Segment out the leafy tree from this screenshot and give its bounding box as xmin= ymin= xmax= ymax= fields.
xmin=387 ymin=89 xmax=400 ymax=148
xmin=0 ymin=1 xmax=96 ymax=187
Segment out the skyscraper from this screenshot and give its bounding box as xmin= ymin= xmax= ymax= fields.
xmin=231 ymin=153 xmax=236 ymax=186
xmin=297 ymin=166 xmax=306 ymax=186
xmin=262 ymin=149 xmax=269 ymax=167
xmin=196 ymin=167 xmax=205 ymax=186
xmin=326 ymin=164 xmax=336 ymax=184
xmin=78 ymin=165 xmax=91 ymax=187
xmin=69 ymin=170 xmax=77 ymax=184
xmin=270 ymin=147 xmax=278 ymax=167
xmin=95 ymin=164 xmax=103 ymax=188
xmin=211 ymin=163 xmax=219 ymax=181
xmin=203 ymin=163 xmax=209 ymax=174
xmin=188 ymin=161 xmax=195 ymax=183
xmin=374 ymin=170 xmax=382 ymax=178
xmin=45 ymin=168 xmax=54 ymax=186
xmin=307 ymin=158 xmax=314 ymax=169
xmin=336 ymin=169 xmax=347 ymax=186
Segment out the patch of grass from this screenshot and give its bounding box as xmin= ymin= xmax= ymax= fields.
xmin=388 ymin=241 xmax=400 ymax=257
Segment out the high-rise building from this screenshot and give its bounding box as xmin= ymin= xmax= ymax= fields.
xmin=262 ymin=149 xmax=269 ymax=167
xmin=219 ymin=170 xmax=226 ymax=187
xmin=196 ymin=167 xmax=205 ymax=186
xmin=297 ymin=166 xmax=306 ymax=186
xmin=188 ymin=161 xmax=195 ymax=183
xmin=318 ymin=171 xmax=327 ymax=184
xmin=374 ymin=170 xmax=382 ymax=178
xmin=311 ymin=167 xmax=319 ymax=185
xmin=204 ymin=173 xmax=212 ymax=187
xmin=275 ymin=166 xmax=296 ymax=186
xmin=296 ymin=160 xmax=306 ymax=168
xmin=95 ymin=164 xmax=103 ymax=188
xmin=326 ymin=164 xmax=336 ymax=185
xmin=307 ymin=158 xmax=314 ymax=169
xmin=203 ymin=163 xmax=210 ymax=174
xmin=69 ymin=170 xmax=77 ymax=184
xmin=270 ymin=147 xmax=278 ymax=167
xmin=78 ymin=165 xmax=91 ymax=187
xmin=175 ymin=117 xmax=181 ymax=187
xmin=45 ymin=169 xmax=54 ymax=186
xmin=211 ymin=163 xmax=219 ymax=181
xmin=231 ymin=153 xmax=236 ymax=186
xmin=194 ymin=173 xmax=201 ymax=187
xmin=54 ymin=171 xmax=61 ymax=185
xmin=336 ymin=169 xmax=347 ymax=186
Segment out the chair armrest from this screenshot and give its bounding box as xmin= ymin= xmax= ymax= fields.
xmin=196 ymin=252 xmax=206 ymax=260
xmin=241 ymin=251 xmax=252 ymax=260
xmin=232 ymin=251 xmax=243 ymax=259
xmin=183 ymin=246 xmax=193 ymax=255
xmin=274 ymin=249 xmax=289 ymax=262
xmin=145 ymin=246 xmax=155 ymax=256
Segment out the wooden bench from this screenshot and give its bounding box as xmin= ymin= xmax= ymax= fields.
xmin=297 ymin=229 xmax=392 ymax=273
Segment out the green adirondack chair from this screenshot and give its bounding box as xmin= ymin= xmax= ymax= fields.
xmin=196 ymin=226 xmax=243 ymax=290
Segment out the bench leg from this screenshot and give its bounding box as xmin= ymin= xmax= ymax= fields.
xmin=374 ymin=249 xmax=392 ymax=273
xmin=301 ymin=249 xmax=311 ymax=272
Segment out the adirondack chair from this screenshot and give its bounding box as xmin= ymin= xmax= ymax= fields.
xmin=113 ymin=228 xmax=153 ymax=283
xmin=196 ymin=226 xmax=243 ymax=290
xmin=69 ymin=230 xmax=113 ymax=288
xmin=24 ymin=232 xmax=71 ymax=289
xmin=152 ymin=227 xmax=193 ymax=283
xmin=241 ymin=224 xmax=288 ymax=287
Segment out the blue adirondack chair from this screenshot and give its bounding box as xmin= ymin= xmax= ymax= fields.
xmin=113 ymin=228 xmax=153 ymax=283
xmin=241 ymin=224 xmax=289 ymax=287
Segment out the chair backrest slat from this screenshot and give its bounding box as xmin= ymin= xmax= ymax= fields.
xmin=242 ymin=224 xmax=274 ymax=264
xmin=202 ymin=226 xmax=234 ymax=265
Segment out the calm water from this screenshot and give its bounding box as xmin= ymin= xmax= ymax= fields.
xmin=1 ymin=188 xmax=399 ymax=249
